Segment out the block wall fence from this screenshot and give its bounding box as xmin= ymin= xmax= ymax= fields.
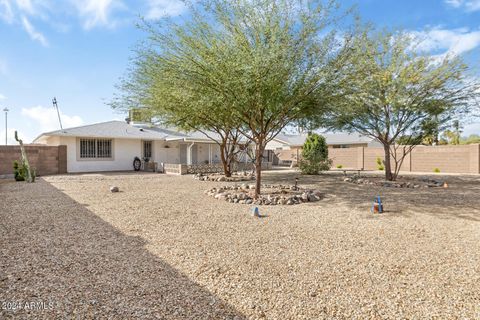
xmin=0 ymin=145 xmax=67 ymax=177
xmin=329 ymin=144 xmax=480 ymax=174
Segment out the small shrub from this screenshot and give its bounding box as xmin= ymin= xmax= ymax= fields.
xmin=13 ymin=160 xmax=25 ymax=181
xmin=299 ymin=159 xmax=331 ymax=174
xmin=336 ymin=164 xmax=343 ymax=169
xmin=376 ymin=157 xmax=384 ymax=171
xmin=299 ymin=133 xmax=331 ymax=175
xmin=433 ymin=167 xmax=440 ymax=173
xmin=13 ymin=160 xmax=35 ymax=182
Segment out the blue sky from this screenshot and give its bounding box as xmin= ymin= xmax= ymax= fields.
xmin=0 ymin=0 xmax=479 ymax=143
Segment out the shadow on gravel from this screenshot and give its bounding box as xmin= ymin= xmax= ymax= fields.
xmin=0 ymin=179 xmax=245 ymax=319
xmin=263 ymin=171 xmax=480 ymax=221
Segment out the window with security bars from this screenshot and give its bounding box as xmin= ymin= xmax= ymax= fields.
xmin=143 ymin=140 xmax=152 ymax=159
xmin=80 ymin=138 xmax=112 ymax=159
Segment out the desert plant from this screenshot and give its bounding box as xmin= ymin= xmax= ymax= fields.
xmin=433 ymin=168 xmax=441 ymax=173
xmin=14 ymin=131 xmax=34 ymax=183
xmin=299 ymin=133 xmax=331 ymax=175
xmin=336 ymin=164 xmax=343 ymax=169
xmin=376 ymin=157 xmax=384 ymax=171
xmin=13 ymin=160 xmax=25 ymax=181
xmin=13 ymin=160 xmax=35 ymax=182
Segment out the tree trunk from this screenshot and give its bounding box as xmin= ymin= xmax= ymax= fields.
xmin=254 ymin=141 xmax=265 ymax=199
xmin=383 ymin=143 xmax=394 ymax=181
xmin=219 ymin=142 xmax=232 ymax=177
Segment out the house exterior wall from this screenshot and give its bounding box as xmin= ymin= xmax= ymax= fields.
xmin=35 ymin=136 xmax=224 ymax=173
xmin=196 ymin=143 xmax=221 ymax=164
xmin=154 ymin=141 xmax=180 ymax=164
xmin=329 ymin=143 xmax=369 ymax=149
xmin=265 ymin=139 xmax=288 ymax=150
xmin=57 ymin=137 xmax=142 ymax=173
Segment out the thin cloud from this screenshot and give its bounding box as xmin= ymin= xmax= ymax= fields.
xmin=445 ymin=0 xmax=480 ymax=11
xmin=21 ymin=105 xmax=83 ymax=133
xmin=145 ymin=0 xmax=186 ymax=20
xmin=0 ymin=93 xmax=6 ymax=100
xmin=72 ymin=0 xmax=126 ymax=30
xmin=411 ymin=27 xmax=480 ymax=56
xmin=0 ymin=0 xmax=14 ymax=23
xmin=15 ymin=0 xmax=35 ymax=14
xmin=0 ymin=128 xmax=32 ymax=144
xmin=21 ymin=15 xmax=48 ymax=46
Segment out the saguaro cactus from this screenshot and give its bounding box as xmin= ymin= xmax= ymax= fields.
xmin=14 ymin=131 xmax=33 ymax=183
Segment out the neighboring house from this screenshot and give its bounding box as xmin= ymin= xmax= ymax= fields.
xmin=266 ymin=132 xmax=381 ymax=165
xmin=33 ymin=120 xmax=250 ymax=173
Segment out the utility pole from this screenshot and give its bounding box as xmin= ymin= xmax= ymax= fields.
xmin=52 ymin=97 xmax=63 ymax=131
xmin=3 ymin=107 xmax=8 ymax=145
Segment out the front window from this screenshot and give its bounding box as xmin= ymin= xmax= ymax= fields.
xmin=143 ymin=140 xmax=153 ymax=159
xmin=80 ymin=138 xmax=112 ymax=159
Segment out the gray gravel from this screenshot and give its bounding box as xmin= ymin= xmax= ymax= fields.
xmin=1 ymin=171 xmax=479 ymax=319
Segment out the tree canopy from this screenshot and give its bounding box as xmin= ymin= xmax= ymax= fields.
xmin=315 ymin=29 xmax=480 ymax=180
xmin=113 ymin=0 xmax=351 ymax=196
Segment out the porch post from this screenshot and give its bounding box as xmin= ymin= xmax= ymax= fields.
xmin=208 ymin=144 xmax=212 ymax=164
xmin=187 ymin=142 xmax=195 ymax=165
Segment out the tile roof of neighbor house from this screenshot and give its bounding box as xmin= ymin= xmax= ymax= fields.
xmin=274 ymin=132 xmax=375 ymax=146
xmin=33 ymin=120 xmax=224 ymax=143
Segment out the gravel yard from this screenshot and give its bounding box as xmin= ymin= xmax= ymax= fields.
xmin=1 ymin=171 xmax=479 ymax=319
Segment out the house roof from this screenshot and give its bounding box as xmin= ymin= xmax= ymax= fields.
xmin=274 ymin=132 xmax=375 ymax=147
xmin=33 ymin=120 xmax=225 ymax=143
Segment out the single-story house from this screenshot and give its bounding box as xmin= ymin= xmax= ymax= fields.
xmin=33 ymin=120 xmax=252 ymax=174
xmin=265 ymin=132 xmax=381 ymax=165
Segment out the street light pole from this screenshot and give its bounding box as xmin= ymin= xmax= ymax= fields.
xmin=3 ymin=107 xmax=8 ymax=145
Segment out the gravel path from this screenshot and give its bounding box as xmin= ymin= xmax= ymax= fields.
xmin=1 ymin=171 xmax=479 ymax=319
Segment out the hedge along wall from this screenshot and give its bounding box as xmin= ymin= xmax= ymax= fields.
xmin=329 ymin=144 xmax=480 ymax=174
xmin=0 ymin=145 xmax=67 ymax=177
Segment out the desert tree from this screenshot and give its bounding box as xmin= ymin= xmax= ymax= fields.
xmin=318 ymin=29 xmax=480 ymax=181
xmin=111 ymin=9 xmax=249 ymax=177
xmin=193 ymin=0 xmax=351 ymax=197
xmin=113 ymin=0 xmax=352 ymax=196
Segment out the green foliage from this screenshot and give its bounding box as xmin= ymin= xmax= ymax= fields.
xmin=113 ymin=0 xmax=350 ymax=195
xmin=441 ymin=121 xmax=462 ymax=145
xmin=433 ymin=168 xmax=441 ymax=173
xmin=13 ymin=160 xmax=24 ymax=181
xmin=336 ymin=164 xmax=343 ymax=169
xmin=13 ymin=160 xmax=35 ymax=182
xmin=461 ymin=134 xmax=480 ymax=144
xmin=315 ymin=29 xmax=480 ymax=181
xmin=376 ymin=157 xmax=384 ymax=171
xmin=299 ymin=133 xmax=331 ymax=175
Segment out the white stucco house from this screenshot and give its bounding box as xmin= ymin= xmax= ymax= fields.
xmin=33 ymin=120 xmax=250 ymax=174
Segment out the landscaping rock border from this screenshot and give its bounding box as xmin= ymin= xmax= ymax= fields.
xmin=205 ymin=184 xmax=323 ymax=205
xmin=343 ymin=176 xmax=445 ymax=188
xmin=194 ymin=172 xmax=255 ymax=182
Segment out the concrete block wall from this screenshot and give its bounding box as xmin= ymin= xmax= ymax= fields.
xmin=0 ymin=145 xmax=67 ymax=176
xmin=328 ymin=144 xmax=480 ymax=174
xmin=329 ymin=148 xmax=358 ymax=168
